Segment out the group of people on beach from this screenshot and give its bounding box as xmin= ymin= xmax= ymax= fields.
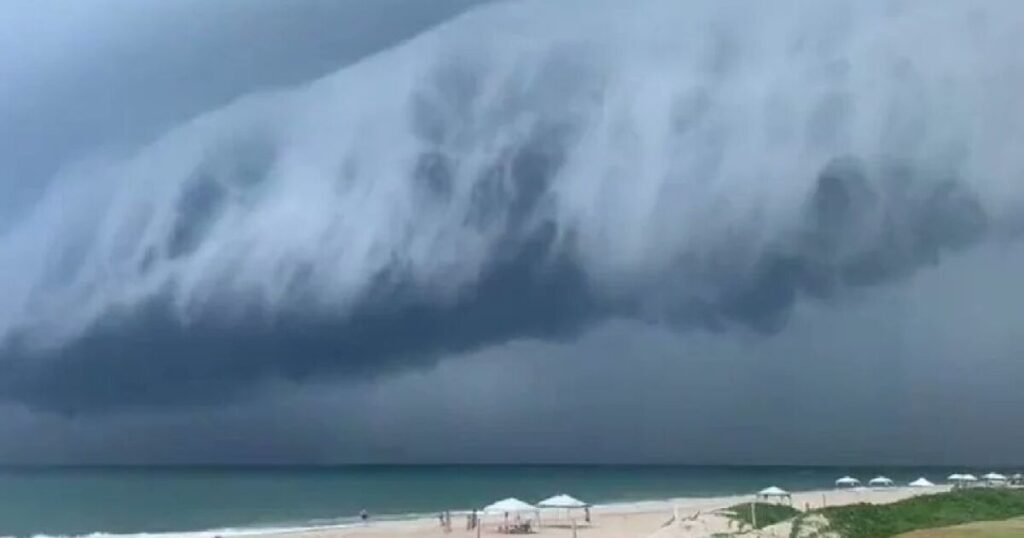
xmin=437 ymin=509 xmax=479 ymax=533
xmin=364 ymin=504 xmax=590 ymax=531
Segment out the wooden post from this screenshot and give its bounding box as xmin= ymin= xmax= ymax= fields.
xmin=572 ymin=518 xmax=578 ymax=538
xmin=751 ymin=500 xmax=757 ymax=529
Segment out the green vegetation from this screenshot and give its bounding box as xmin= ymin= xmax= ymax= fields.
xmin=896 ymin=517 xmax=1024 ymax=537
xmin=819 ymin=489 xmax=1024 ymax=538
xmin=724 ymin=501 xmax=800 ymax=529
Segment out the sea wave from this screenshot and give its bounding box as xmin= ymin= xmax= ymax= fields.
xmin=14 ymin=522 xmax=350 ymax=538
xmin=10 ymin=511 xmax=445 ymax=538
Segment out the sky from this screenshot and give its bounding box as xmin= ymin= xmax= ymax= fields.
xmin=1 ymin=0 xmax=1023 ymax=465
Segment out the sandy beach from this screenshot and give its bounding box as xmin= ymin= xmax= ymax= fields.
xmin=272 ymin=486 xmax=950 ymax=538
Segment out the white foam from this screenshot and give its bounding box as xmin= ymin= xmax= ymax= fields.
xmin=17 ymin=523 xmax=351 ymax=538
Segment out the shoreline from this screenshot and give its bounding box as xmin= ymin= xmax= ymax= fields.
xmin=264 ymin=486 xmax=951 ymax=538
xmin=3 ymin=465 xmax=1005 ymax=538
xmin=2 ymin=485 xmax=955 ymax=538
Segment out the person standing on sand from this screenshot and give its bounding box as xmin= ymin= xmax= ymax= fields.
xmin=360 ymin=509 xmax=368 ymax=523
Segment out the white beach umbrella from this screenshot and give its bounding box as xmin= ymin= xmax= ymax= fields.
xmin=868 ymin=476 xmax=894 ymax=487
xmin=961 ymin=474 xmax=978 ymax=482
xmin=483 ymin=497 xmax=537 ymax=514
xmin=835 ymin=476 xmax=861 ymax=487
xmin=983 ymin=472 xmax=1007 ymax=482
xmin=538 ymin=494 xmax=589 ymax=508
xmin=909 ymin=478 xmax=935 ymax=487
xmin=947 ymin=473 xmax=965 ymax=482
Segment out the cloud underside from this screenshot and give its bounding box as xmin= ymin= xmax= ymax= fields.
xmin=0 ymin=156 xmax=990 ymax=411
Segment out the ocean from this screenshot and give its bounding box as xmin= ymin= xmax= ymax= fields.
xmin=0 ymin=465 xmax=993 ymax=537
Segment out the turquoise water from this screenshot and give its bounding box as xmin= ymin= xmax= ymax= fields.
xmin=0 ymin=465 xmax=996 ymax=537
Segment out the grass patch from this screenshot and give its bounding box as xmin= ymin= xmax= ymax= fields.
xmin=724 ymin=501 xmax=800 ymax=529
xmin=819 ymin=489 xmax=1024 ymax=538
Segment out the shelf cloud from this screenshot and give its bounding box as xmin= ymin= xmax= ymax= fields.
xmin=1 ymin=0 xmax=1023 ymax=415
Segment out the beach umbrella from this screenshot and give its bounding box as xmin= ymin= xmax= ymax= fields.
xmin=835 ymin=476 xmax=860 ymax=487
xmin=961 ymin=474 xmax=978 ymax=482
xmin=868 ymin=476 xmax=894 ymax=487
xmin=947 ymin=473 xmax=965 ymax=482
xmin=983 ymin=472 xmax=1007 ymax=482
xmin=538 ymin=494 xmax=589 ymax=508
xmin=909 ymin=478 xmax=935 ymax=487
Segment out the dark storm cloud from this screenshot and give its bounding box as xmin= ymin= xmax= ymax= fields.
xmin=4 ymin=240 xmax=1024 ymax=464
xmin=0 ymin=156 xmax=991 ymax=411
xmin=0 ymin=227 xmax=596 ymax=411
xmin=713 ymin=157 xmax=988 ymax=331
xmin=0 ymin=0 xmax=492 ymax=222
xmin=1 ymin=0 xmax=1023 ymax=419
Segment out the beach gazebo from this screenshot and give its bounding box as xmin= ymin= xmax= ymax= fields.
xmin=868 ymin=476 xmax=894 ymax=488
xmin=835 ymin=476 xmax=861 ymax=488
xmin=757 ymin=486 xmax=792 ymax=504
xmin=983 ymin=472 xmax=1007 ymax=485
xmin=482 ymin=498 xmax=538 ymax=533
xmin=948 ymin=474 xmax=977 ymax=489
xmin=538 ymin=494 xmax=590 ymax=527
xmin=538 ymin=493 xmax=589 ymax=509
xmin=909 ymin=477 xmax=935 ymax=488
